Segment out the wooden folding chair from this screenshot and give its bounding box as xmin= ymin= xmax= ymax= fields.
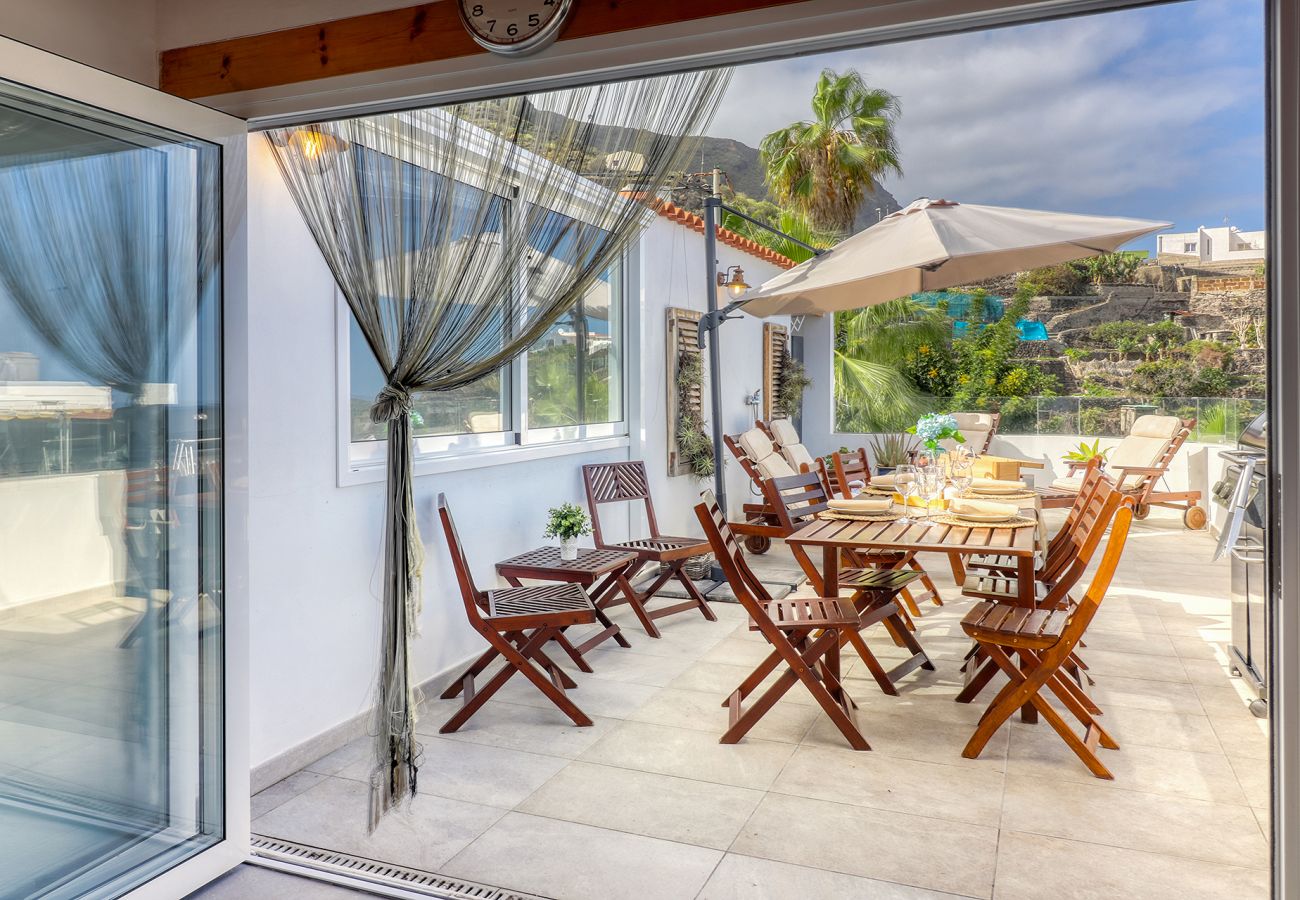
xmin=956 ymin=473 xmax=1125 ymax=708
xmin=815 ymin=446 xmax=873 ymax=500
xmin=722 ymin=428 xmax=795 ymax=554
xmin=967 ymin=458 xmax=1103 ymax=579
xmin=694 ymin=492 xmax=871 ymax=750
xmin=960 ymin=504 xmax=1134 ymax=777
xmin=582 ymin=461 xmax=717 ymax=638
xmin=763 ymin=470 xmax=944 ymax=614
xmin=761 ymin=471 xmax=936 ymax=694
xmin=436 ymin=493 xmax=598 ymax=733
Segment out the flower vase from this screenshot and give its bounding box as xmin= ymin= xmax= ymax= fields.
xmin=560 ymin=537 xmax=579 ymax=561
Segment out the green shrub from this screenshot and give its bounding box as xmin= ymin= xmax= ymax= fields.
xmin=1064 ymin=348 xmax=1089 ymax=362
xmin=1127 ymin=358 xmax=1237 ymax=398
xmin=1018 ymin=264 xmax=1088 ymax=297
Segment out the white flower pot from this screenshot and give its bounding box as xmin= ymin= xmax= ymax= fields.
xmin=559 ymin=537 xmax=579 ymax=561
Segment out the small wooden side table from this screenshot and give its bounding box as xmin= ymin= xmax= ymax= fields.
xmin=972 ymin=454 xmax=1045 ymax=482
xmin=496 ymin=547 xmax=636 ymax=666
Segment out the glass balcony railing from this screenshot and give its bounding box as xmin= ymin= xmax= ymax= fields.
xmin=836 ymin=395 xmax=1265 ymax=442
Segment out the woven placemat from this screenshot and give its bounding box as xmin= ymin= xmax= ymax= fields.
xmin=960 ymin=490 xmax=1038 ymax=501
xmin=860 ymin=486 xmax=899 ymax=496
xmin=817 ymin=510 xmax=903 ymax=523
xmin=929 ymin=513 xmax=1037 ymax=528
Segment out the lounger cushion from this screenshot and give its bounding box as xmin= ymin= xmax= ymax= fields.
xmin=768 ymin=418 xmax=800 ymax=447
xmin=1131 ymin=414 xmax=1182 ymax=439
xmin=941 ymin=411 xmax=997 ymax=454
xmin=756 ymin=453 xmax=797 ymax=480
xmin=1051 ymin=476 xmax=1084 ymax=493
xmin=738 ymin=427 xmax=777 ymax=463
xmin=782 ymin=443 xmax=816 ymax=472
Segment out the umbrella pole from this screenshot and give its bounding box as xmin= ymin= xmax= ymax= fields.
xmin=700 ymin=180 xmax=729 ymax=520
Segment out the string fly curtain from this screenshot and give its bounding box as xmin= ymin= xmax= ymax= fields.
xmin=267 ymin=69 xmax=730 ymax=825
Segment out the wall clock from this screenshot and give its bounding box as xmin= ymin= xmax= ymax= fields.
xmin=458 ymin=0 xmax=576 ymax=56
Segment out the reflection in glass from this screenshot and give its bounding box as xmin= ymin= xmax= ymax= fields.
xmin=0 ymin=80 xmax=223 ymax=898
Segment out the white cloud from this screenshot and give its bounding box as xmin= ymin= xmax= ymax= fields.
xmin=707 ymin=0 xmax=1265 ymax=227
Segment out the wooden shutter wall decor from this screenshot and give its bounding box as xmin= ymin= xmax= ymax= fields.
xmin=762 ymin=323 xmax=789 ymax=421
xmin=666 ymin=307 xmax=704 ymax=476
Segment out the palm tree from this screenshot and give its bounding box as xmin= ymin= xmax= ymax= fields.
xmin=760 ymin=69 xmax=902 ymax=235
xmin=834 ymin=299 xmax=950 ymax=432
xmin=721 ymin=195 xmax=837 ymax=263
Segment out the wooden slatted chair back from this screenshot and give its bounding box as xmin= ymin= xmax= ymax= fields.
xmin=828 ymin=447 xmax=872 ymax=499
xmin=1050 ymin=504 xmax=1134 ymax=653
xmin=1042 ymin=457 xmax=1105 ymax=565
xmin=437 ymin=493 xmax=488 ymax=617
xmin=762 ymin=470 xmax=832 ymax=534
xmin=694 ymin=492 xmax=774 ymax=609
xmin=1038 ymin=476 xmax=1127 ymax=606
xmin=583 ymin=461 xmax=659 ymax=546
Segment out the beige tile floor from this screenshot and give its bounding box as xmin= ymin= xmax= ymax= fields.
xmin=249 ymin=514 xmax=1271 ymax=900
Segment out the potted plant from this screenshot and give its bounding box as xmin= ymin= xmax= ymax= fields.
xmin=543 ymin=503 xmax=592 ymax=561
xmin=1063 ymin=439 xmax=1110 ymax=470
xmin=867 ymin=433 xmax=916 ymax=476
xmin=907 ymin=413 xmax=965 ymax=461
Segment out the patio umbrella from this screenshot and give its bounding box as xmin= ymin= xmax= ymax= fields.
xmin=740 ymin=198 xmax=1171 ymax=317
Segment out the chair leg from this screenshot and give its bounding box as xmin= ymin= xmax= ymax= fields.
xmin=674 ymin=565 xmax=718 ymax=622
xmin=441 ymin=627 xmax=592 ymax=733
xmin=905 ymin=555 xmax=943 ymax=606
xmin=611 ymin=563 xmax=665 ymax=638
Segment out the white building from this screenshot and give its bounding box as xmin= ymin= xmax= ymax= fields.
xmin=1157 ymin=225 xmax=1266 ymax=262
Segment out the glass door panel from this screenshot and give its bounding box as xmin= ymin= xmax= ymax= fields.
xmin=0 ymin=76 xmax=225 ymax=899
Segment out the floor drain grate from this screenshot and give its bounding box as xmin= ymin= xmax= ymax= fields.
xmin=250 ymin=835 xmax=552 ymax=900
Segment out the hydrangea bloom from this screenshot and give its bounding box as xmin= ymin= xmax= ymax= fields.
xmin=910 ymin=413 xmax=965 ymax=455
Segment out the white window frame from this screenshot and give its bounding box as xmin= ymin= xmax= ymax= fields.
xmin=336 ymin=250 xmax=630 ymax=486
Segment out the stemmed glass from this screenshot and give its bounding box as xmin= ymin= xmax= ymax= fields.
xmin=916 ymin=465 xmax=943 ymax=525
xmin=895 ymin=464 xmax=918 ymax=521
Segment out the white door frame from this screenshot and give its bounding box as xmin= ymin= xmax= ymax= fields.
xmin=0 ymin=35 xmax=250 ymax=900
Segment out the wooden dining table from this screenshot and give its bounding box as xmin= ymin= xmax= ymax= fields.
xmin=785 ymin=510 xmax=1041 ymax=607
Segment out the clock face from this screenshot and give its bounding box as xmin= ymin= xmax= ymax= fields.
xmin=459 ymin=0 xmax=574 ymax=56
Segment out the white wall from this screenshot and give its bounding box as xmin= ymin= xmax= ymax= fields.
xmin=0 ymin=0 xmax=158 ymax=86
xmin=244 ymin=135 xmax=785 ymax=771
xmin=634 ymin=216 xmax=788 ymax=534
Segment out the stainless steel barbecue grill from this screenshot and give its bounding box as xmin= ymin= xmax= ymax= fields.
xmin=1211 ymin=411 xmax=1268 ymax=717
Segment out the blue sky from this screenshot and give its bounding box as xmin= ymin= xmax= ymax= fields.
xmin=707 ymin=0 xmax=1266 ymax=250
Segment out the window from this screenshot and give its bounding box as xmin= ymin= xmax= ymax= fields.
xmin=344 ymin=255 xmax=626 ymax=464
xmin=527 ymin=265 xmax=624 ymax=431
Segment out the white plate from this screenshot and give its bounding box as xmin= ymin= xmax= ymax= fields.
xmin=952 ymin=512 xmax=1016 ymax=523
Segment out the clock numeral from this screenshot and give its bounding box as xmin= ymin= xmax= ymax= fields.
xmin=471 ymin=3 xmax=482 ymax=14
xmin=486 ymin=18 xmax=496 ymax=30
xmin=507 ymin=22 xmax=519 ymax=36
xmin=528 ymin=13 xmax=540 ymax=26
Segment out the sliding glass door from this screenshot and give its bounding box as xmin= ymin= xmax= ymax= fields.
xmin=0 ymin=39 xmax=246 ymax=900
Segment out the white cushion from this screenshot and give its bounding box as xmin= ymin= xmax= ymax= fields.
xmin=1130 ymin=414 xmax=1181 ymax=439
xmin=768 ymin=418 xmax=800 ymax=447
xmin=952 ymin=412 xmax=996 ymax=431
xmin=756 ymin=454 xmax=796 ymax=480
xmin=738 ymin=427 xmax=776 ymax=463
xmin=941 ymin=429 xmax=988 ymax=454
xmin=1109 ymin=435 xmax=1170 ymax=471
xmin=782 ymin=443 xmax=816 ymax=472
xmin=1051 ymin=476 xmax=1084 ymax=493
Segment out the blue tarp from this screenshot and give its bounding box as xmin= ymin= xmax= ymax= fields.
xmin=912 ymin=291 xmax=1048 ymax=341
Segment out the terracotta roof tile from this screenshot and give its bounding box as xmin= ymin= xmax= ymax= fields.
xmin=621 ymin=192 xmax=798 ymax=270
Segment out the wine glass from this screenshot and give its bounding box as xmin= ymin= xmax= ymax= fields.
xmin=895 ymin=464 xmax=918 ymax=521
xmin=917 ymin=465 xmax=943 ymax=524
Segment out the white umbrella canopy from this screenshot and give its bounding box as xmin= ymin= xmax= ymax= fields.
xmin=741 ymin=198 xmax=1171 ymax=317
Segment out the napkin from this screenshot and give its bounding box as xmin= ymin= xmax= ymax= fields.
xmin=872 ymin=472 xmax=913 ymax=488
xmin=970 ymin=477 xmax=1026 ymax=493
xmin=949 ymin=498 xmax=1020 ymax=519
xmin=827 ymin=497 xmax=893 ymax=513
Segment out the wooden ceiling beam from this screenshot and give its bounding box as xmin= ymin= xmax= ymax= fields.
xmin=159 ymin=0 xmax=808 ymax=101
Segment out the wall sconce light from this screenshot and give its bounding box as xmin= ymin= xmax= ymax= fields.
xmin=717 ymin=265 xmax=750 ymax=300
xmin=287 ymin=128 xmax=349 ymax=160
